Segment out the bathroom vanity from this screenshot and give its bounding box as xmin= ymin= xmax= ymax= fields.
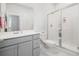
xmin=0 ymin=30 xmax=40 ymax=56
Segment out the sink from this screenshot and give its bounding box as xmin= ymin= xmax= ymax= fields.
xmin=13 ymin=31 xmax=23 ymax=34
xmin=13 ymin=31 xmax=20 ymax=34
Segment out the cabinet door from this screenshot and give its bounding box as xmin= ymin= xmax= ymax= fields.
xmin=33 ymin=39 xmax=40 ymax=48
xmin=0 ymin=45 xmax=17 ymax=56
xmin=33 ymin=48 xmax=40 ymax=56
xmin=18 ymin=41 xmax=32 ymax=56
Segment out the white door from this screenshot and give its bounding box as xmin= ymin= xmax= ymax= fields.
xmin=48 ymin=11 xmax=61 ymax=46
xmin=62 ymin=4 xmax=79 ymax=52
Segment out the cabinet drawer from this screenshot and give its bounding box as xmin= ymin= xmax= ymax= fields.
xmin=33 ymin=34 xmax=40 ymax=39
xmin=17 ymin=36 xmax=32 ymax=43
xmin=0 ymin=38 xmax=18 ymax=48
xmin=33 ymin=39 xmax=40 ymax=48
xmin=0 ymin=36 xmax=32 ymax=48
xmin=33 ymin=48 xmax=40 ymax=56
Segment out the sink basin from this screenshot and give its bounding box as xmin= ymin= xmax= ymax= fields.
xmin=13 ymin=32 xmax=19 ymax=34
xmin=13 ymin=31 xmax=23 ymax=34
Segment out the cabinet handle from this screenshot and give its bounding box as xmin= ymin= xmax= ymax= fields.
xmin=59 ymin=32 xmax=62 ymax=37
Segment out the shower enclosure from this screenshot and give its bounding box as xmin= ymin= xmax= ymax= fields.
xmin=47 ymin=3 xmax=79 ymax=53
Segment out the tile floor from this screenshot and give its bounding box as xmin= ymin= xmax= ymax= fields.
xmin=40 ymin=40 xmax=79 ymax=56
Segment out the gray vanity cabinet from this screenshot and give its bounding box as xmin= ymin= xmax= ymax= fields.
xmin=0 ymin=45 xmax=17 ymax=56
xmin=0 ymin=34 xmax=40 ymax=56
xmin=18 ymin=41 xmax=32 ymax=56
xmin=33 ymin=34 xmax=40 ymax=56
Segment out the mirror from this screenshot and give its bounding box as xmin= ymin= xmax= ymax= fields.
xmin=5 ymin=15 xmax=20 ymax=32
xmin=0 ymin=3 xmax=34 ymax=32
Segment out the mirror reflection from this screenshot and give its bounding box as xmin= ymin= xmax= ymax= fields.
xmin=0 ymin=3 xmax=34 ymax=32
xmin=5 ymin=15 xmax=20 ymax=32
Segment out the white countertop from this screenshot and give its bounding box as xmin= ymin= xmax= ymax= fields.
xmin=0 ymin=30 xmax=40 ymax=41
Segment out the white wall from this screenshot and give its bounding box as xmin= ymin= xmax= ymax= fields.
xmin=33 ymin=3 xmax=55 ymax=32
xmin=55 ymin=3 xmax=73 ymax=10
xmin=24 ymin=3 xmax=55 ymax=39
xmin=6 ymin=3 xmax=34 ymax=31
